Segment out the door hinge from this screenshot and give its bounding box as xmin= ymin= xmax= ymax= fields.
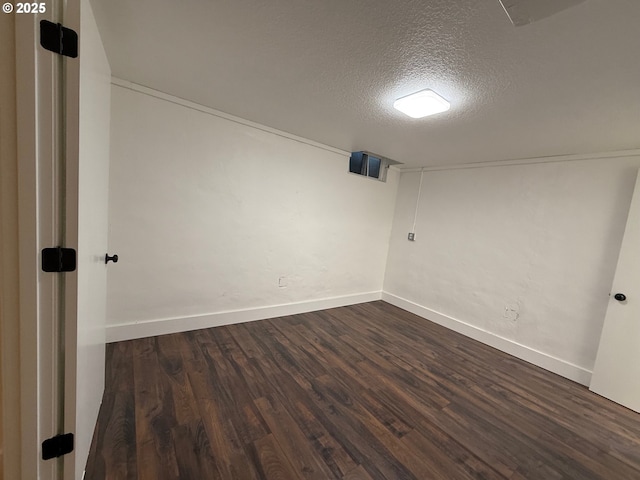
xmin=42 ymin=433 xmax=74 ymax=460
xmin=40 ymin=20 xmax=78 ymax=58
xmin=42 ymin=247 xmax=77 ymax=272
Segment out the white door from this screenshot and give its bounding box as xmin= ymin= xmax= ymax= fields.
xmin=590 ymin=169 xmax=640 ymax=413
xmin=70 ymin=0 xmax=112 ymax=477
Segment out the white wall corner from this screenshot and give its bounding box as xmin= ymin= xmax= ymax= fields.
xmin=381 ymin=292 xmax=593 ymax=386
xmin=106 ymin=291 xmax=382 ymax=342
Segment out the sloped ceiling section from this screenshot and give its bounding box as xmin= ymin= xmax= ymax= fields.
xmin=90 ymin=0 xmax=640 ymax=168
xmin=499 ymin=0 xmax=586 ymax=26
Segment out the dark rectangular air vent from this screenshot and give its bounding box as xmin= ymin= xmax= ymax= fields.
xmin=349 ymin=151 xmax=401 ymax=182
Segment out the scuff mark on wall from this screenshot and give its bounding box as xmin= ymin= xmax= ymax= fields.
xmin=504 ymin=304 xmax=520 ymax=322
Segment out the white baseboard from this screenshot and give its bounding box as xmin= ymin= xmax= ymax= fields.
xmin=106 ymin=291 xmax=382 ymax=343
xmin=382 ymin=292 xmax=592 ymax=386
xmin=106 ymin=290 xmax=593 ymax=386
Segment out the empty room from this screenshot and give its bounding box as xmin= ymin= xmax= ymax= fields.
xmin=2 ymin=0 xmax=640 ymax=479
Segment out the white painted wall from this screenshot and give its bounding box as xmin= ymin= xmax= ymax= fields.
xmin=106 ymin=84 xmax=398 ymax=340
xmin=383 ymin=154 xmax=640 ymax=385
xmin=75 ymin=0 xmax=111 ymax=476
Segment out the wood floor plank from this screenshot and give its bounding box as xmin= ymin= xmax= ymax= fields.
xmin=155 ymin=334 xmax=200 ymax=426
xmin=86 ymin=341 xmax=138 ymax=480
xmin=252 ymin=433 xmax=300 ymax=480
xmin=87 ymin=301 xmax=640 ymax=479
xmin=197 ymin=328 xmax=270 ymax=445
xmin=132 ymin=338 xmax=180 ymax=480
xmin=342 ymin=465 xmax=375 ymax=480
xmin=248 ymin=360 xmax=362 ymax=478
xmin=254 ymin=395 xmax=337 ymax=480
xmin=172 ymin=420 xmax=224 ymax=480
xmin=186 ymin=352 xmax=262 ymax=479
xmin=314 ymin=372 xmax=447 ymax=480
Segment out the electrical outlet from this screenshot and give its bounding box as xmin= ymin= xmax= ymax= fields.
xmin=278 ymin=276 xmax=287 ymax=288
xmin=408 ymin=232 xmax=415 ymax=241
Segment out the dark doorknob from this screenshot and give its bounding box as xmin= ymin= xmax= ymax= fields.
xmin=105 ymin=254 xmax=119 ymax=264
xmin=614 ymin=293 xmax=626 ymax=302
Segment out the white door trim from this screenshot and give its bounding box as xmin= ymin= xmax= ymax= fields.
xmin=14 ymin=1 xmax=81 ymax=476
xmin=0 ymin=12 xmax=21 ymax=480
xmin=15 ymin=12 xmax=45 ymax=479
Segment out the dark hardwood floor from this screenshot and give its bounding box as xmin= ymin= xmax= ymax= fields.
xmin=85 ymin=301 xmax=640 ymax=479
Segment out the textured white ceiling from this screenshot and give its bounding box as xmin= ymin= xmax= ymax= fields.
xmin=90 ymin=0 xmax=640 ymax=168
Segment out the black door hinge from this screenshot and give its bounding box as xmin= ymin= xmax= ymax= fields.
xmin=42 ymin=433 xmax=74 ymax=460
xmin=42 ymin=247 xmax=77 ymax=272
xmin=40 ymin=20 xmax=78 ymax=58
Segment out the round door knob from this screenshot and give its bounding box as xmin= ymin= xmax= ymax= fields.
xmin=105 ymin=254 xmax=119 ymax=264
xmin=614 ymin=293 xmax=626 ymax=302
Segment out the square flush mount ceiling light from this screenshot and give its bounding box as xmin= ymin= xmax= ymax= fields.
xmin=393 ymin=89 xmax=450 ymax=118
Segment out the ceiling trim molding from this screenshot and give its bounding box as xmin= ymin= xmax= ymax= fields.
xmin=110 ymin=78 xmax=640 ymax=173
xmin=400 ymin=149 xmax=640 ymax=173
xmin=110 ymin=77 xmax=351 ymax=158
